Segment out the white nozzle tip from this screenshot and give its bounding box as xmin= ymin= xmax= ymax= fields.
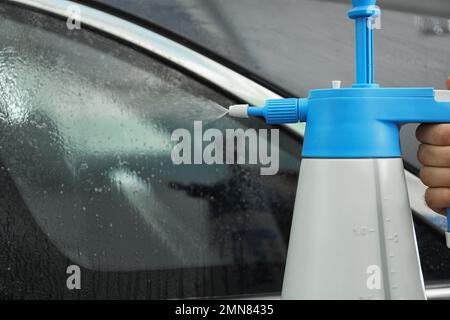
xmin=228 ymin=104 xmax=249 ymax=118
xmin=332 ymin=80 xmax=342 ymax=89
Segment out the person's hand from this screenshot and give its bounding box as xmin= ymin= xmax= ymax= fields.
xmin=416 ymin=78 xmax=450 ymax=215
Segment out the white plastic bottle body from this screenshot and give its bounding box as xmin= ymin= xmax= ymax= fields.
xmin=281 ymin=158 xmax=426 ymax=300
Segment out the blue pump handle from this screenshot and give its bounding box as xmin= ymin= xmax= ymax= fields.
xmin=348 ymin=0 xmax=380 ymax=87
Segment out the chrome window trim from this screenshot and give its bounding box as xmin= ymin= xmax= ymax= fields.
xmin=240 ymin=284 xmax=450 ymax=299
xmin=426 ymin=283 xmax=450 ymax=300
xmin=10 ymin=0 xmax=282 ymax=106
xmin=8 ymin=0 xmax=449 ymax=299
xmin=406 ymin=170 xmax=447 ymax=237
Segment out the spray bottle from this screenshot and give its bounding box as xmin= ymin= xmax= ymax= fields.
xmin=228 ymin=0 xmax=450 ymax=299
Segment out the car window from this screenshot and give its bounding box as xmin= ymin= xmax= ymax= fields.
xmin=0 ymin=3 xmax=302 ymax=298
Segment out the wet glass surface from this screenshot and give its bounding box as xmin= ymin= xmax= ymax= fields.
xmin=0 ymin=3 xmax=301 ymax=298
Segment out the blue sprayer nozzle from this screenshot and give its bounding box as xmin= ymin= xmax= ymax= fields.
xmin=229 ymin=98 xmax=308 ymax=124
xmin=227 ymin=0 xmax=450 ymax=246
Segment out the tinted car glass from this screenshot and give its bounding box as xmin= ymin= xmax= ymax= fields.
xmin=0 ymin=4 xmax=301 ymax=298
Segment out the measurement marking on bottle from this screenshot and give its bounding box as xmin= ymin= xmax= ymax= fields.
xmin=353 ymin=226 xmax=376 ymax=236
xmin=387 ymin=234 xmax=399 ymax=243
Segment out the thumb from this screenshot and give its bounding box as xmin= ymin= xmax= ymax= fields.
xmin=447 ymin=76 xmax=450 ymax=90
